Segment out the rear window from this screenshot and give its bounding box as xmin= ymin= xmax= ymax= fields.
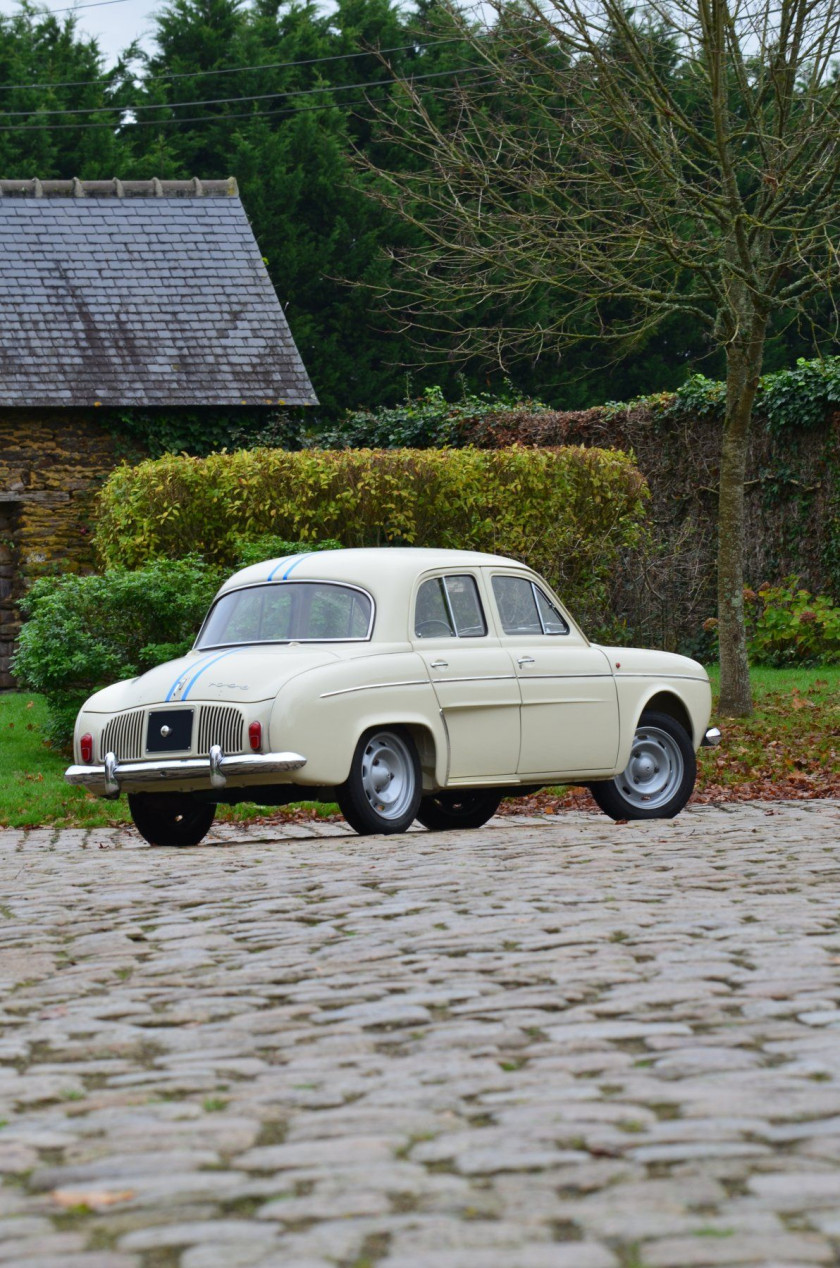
xmin=197 ymin=582 xmax=373 ymax=647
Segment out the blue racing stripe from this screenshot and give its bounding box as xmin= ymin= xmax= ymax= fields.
xmin=165 ymin=658 xmax=205 ymax=702
xmin=267 ymin=555 xmax=297 ymax=581
xmin=181 ymin=649 xmax=243 ymax=700
xmin=282 ymin=554 xmax=311 ymax=579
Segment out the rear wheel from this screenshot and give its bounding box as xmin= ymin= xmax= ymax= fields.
xmin=416 ymin=789 xmax=503 ymax=831
xmin=337 ymin=728 xmax=422 ymax=835
xmin=588 ymin=710 xmax=696 ymax=821
xmin=128 ymin=793 xmax=216 ymax=847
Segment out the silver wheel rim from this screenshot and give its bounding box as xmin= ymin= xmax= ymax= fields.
xmin=614 ymin=724 xmax=684 ymax=810
xmin=360 ymin=732 xmax=415 ymax=821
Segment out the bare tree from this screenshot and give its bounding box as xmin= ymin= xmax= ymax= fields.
xmin=367 ymin=0 xmax=840 ymax=714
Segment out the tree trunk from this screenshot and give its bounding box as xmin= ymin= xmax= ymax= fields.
xmin=717 ymin=321 xmax=767 ymax=717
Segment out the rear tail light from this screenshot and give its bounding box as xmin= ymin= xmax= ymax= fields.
xmin=80 ymin=733 xmax=93 ymax=764
xmin=248 ymin=721 xmax=262 ymax=752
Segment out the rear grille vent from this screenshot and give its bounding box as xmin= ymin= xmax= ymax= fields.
xmin=100 ymin=710 xmax=144 ymax=762
xmin=198 ymin=706 xmax=244 ymax=756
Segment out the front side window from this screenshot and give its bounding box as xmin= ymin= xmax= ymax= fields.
xmin=197 ymin=582 xmax=373 ymax=648
xmin=414 ymin=574 xmax=487 ymax=638
xmin=493 ymin=575 xmax=570 ymax=636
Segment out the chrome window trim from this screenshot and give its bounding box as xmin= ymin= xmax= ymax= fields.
xmin=443 ymin=574 xmax=488 ymax=638
xmin=414 ymin=572 xmax=488 ymax=641
xmin=195 ymin=579 xmax=376 ymax=650
xmin=490 ymin=573 xmax=571 ymax=638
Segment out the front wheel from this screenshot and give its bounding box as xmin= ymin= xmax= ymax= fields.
xmin=337 ymin=728 xmax=422 ymax=835
xmin=416 ymin=789 xmax=503 ymax=831
xmin=588 ymin=710 xmax=696 ymax=821
xmin=128 ymin=793 xmax=216 ymax=847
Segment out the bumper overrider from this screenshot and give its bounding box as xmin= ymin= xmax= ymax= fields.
xmin=702 ymin=727 xmax=722 ymax=747
xmin=65 ymin=745 xmax=307 ymax=798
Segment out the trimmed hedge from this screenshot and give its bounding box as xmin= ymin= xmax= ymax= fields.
xmin=95 ymin=447 xmax=648 ymax=634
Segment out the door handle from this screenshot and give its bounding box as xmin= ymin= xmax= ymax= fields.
xmin=517 ymin=656 xmax=535 ymax=666
xmin=430 ymin=659 xmax=449 ymax=669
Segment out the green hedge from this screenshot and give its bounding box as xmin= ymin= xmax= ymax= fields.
xmin=95 ymin=446 xmax=648 ymax=633
xmin=12 ymin=536 xmax=342 ymax=750
xmin=12 ymin=557 xmax=223 ymax=749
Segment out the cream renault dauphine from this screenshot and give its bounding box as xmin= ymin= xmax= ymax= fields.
xmin=66 ymin=548 xmax=719 ymax=845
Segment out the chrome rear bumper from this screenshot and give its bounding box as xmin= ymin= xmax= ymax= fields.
xmin=701 ymin=727 xmax=722 ymax=747
xmin=66 ymin=747 xmax=307 ymax=797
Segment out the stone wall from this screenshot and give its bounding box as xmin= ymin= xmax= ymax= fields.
xmin=0 ymin=411 xmax=144 ymax=688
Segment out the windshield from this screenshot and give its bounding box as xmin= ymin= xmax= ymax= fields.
xmin=196 ymin=582 xmax=374 ymax=648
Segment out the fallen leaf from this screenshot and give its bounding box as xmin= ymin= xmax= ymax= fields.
xmin=51 ymin=1188 xmax=135 ymax=1211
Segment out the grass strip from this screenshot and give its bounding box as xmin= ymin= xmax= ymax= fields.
xmin=1 ymin=665 xmax=837 ymax=829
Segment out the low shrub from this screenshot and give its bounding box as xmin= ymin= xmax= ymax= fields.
xmin=704 ymin=579 xmax=840 ymax=666
xmin=746 ymin=580 xmax=840 ymax=665
xmin=94 ymin=446 xmax=649 ymax=633
xmin=12 ymin=557 xmax=224 ymax=749
xmin=12 ymin=539 xmax=344 ymax=751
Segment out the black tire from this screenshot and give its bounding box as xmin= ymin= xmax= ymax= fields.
xmin=128 ymin=793 xmax=216 ymax=847
xmin=337 ymin=728 xmax=422 ymax=835
xmin=416 ymin=789 xmax=503 ymax=831
xmin=588 ymin=710 xmax=696 ymax=821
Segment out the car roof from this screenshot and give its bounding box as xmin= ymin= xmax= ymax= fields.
xmin=217 ymin=547 xmax=526 ymax=597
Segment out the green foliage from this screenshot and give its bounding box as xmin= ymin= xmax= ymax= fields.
xmin=321 ymin=384 xmax=549 ymax=449
xmin=761 ymin=358 xmax=840 ymax=433
xmin=644 ymin=358 xmax=840 ymax=432
xmin=0 ymin=8 xmax=136 ymax=178
xmin=746 ymin=581 xmax=840 ymax=666
xmin=94 ymin=445 xmax=649 ymax=633
xmin=232 ymin=534 xmax=342 ymax=568
xmin=109 ymin=409 xmax=308 ymax=459
xmin=12 ymin=557 xmax=223 ymax=748
xmin=704 ymin=580 xmax=840 ymax=665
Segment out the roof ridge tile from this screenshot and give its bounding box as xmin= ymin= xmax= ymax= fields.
xmin=0 ymin=176 xmax=238 ymax=198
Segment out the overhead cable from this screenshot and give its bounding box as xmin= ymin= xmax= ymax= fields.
xmin=0 ymin=36 xmax=464 ymax=92
xmin=0 ymin=63 xmax=484 ymax=119
xmin=0 ymin=70 xmax=493 ymax=131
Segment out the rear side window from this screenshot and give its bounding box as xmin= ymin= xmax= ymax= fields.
xmin=414 ymin=575 xmax=487 ymax=638
xmin=492 ymin=575 xmax=570 ymax=636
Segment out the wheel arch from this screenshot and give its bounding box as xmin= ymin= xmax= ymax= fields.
xmin=350 ymin=717 xmax=443 ymax=792
xmin=639 ymin=691 xmax=694 ymax=743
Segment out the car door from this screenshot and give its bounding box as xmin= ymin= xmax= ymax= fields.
xmin=490 ymin=572 xmax=619 ymax=776
xmin=413 ymin=572 xmax=520 ymax=781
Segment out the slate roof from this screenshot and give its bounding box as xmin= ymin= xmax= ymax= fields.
xmin=0 ymin=177 xmax=317 ymax=407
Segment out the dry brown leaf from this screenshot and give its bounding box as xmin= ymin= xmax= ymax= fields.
xmin=51 ymin=1188 xmax=135 ymax=1210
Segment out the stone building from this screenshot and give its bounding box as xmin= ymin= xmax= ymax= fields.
xmin=0 ymin=177 xmax=317 ymax=687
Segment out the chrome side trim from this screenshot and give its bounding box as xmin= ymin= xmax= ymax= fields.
xmin=702 ymin=726 xmax=722 ymax=747
xmin=614 ymin=672 xmax=711 ymax=682
xmin=431 ymin=675 xmax=517 ymax=684
xmin=513 ymin=673 xmax=613 ymax=680
xmin=66 ymin=751 xmax=307 ymax=797
xmin=319 ymin=680 xmax=428 ymax=699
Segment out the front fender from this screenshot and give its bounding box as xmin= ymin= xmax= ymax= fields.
xmin=613 ymin=675 xmax=712 ymax=772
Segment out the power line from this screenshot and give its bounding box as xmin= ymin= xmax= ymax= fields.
xmin=0 ymin=63 xmax=484 ymax=119
xmin=14 ymin=0 xmax=133 ymax=13
xmin=0 ymin=37 xmax=463 ymax=92
xmin=0 ymin=72 xmax=494 ymax=130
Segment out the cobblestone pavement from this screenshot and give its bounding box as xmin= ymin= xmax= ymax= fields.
xmin=2 ymin=802 xmax=840 ymax=1268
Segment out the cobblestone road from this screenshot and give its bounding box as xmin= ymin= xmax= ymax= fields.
xmin=2 ymin=802 xmax=840 ymax=1268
